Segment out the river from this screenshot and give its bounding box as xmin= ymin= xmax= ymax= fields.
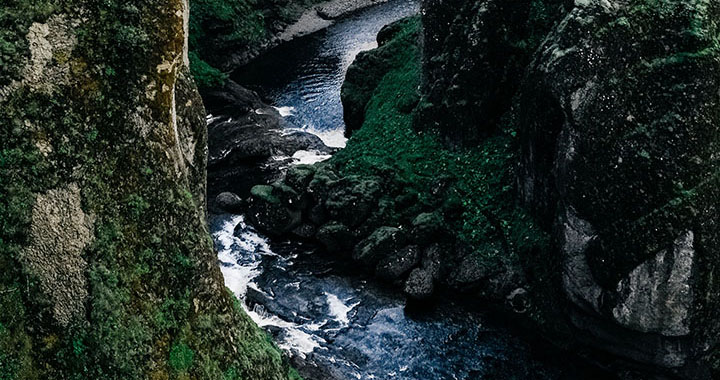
xmin=210 ymin=1 xmax=605 ymax=379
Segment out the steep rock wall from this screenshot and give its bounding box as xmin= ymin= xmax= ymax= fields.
xmin=417 ymin=0 xmax=720 ymax=377
xmin=0 ymin=1 xmax=295 ymax=378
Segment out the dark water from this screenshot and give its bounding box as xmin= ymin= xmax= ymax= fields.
xmin=211 ymin=215 xmax=604 ymax=380
xmin=232 ymin=0 xmax=420 ymax=148
xmin=215 ymin=2 xmax=607 ymax=379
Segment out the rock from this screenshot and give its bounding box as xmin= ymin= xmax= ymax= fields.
xmin=341 ymin=17 xmax=420 ymax=136
xmin=247 ymin=185 xmax=301 ymax=236
xmin=513 ymin=0 xmax=720 ymax=374
xmin=404 ymin=268 xmax=434 ymax=300
xmin=410 ymin=212 xmax=448 ymax=245
xmin=421 ymin=243 xmax=447 ymax=282
xmin=308 ymin=203 xmax=328 ymax=226
xmin=214 ymin=192 xmax=245 ymax=214
xmin=200 ymin=79 xmax=264 ymax=117
xmin=612 ymin=231 xmax=695 ymax=337
xmin=376 ymin=245 xmax=421 ymax=281
xmin=291 ymin=223 xmax=318 ymax=240
xmin=285 ymin=164 xmax=316 ymax=193
xmin=325 ymin=176 xmax=383 ymax=228
xmin=448 ymin=252 xmax=489 ymax=290
xmin=353 ymin=227 xmax=406 ymax=266
xmin=206 ymin=84 xmax=332 ymax=198
xmin=316 ymin=222 xmax=355 ymax=255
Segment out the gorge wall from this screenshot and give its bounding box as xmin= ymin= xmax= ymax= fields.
xmin=420 ymin=0 xmax=720 ymax=377
xmin=0 ymin=1 xmax=296 ymax=379
xmin=244 ymin=0 xmax=720 ymax=378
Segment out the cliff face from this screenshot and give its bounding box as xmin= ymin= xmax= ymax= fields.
xmin=419 ymin=0 xmax=720 ymax=377
xmin=0 ymin=1 xmax=294 ymax=379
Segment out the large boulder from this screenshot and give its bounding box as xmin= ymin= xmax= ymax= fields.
xmin=247 ymin=185 xmax=302 ymax=236
xmin=517 ymin=0 xmax=720 ymax=376
xmin=376 ymin=245 xmax=421 ymax=281
xmin=404 ymin=268 xmax=434 ymax=300
xmin=353 ymin=227 xmax=407 ymax=266
xmin=316 ymin=222 xmax=356 ymax=255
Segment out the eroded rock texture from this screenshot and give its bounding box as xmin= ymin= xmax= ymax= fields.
xmin=0 ymin=1 xmax=294 ymax=378
xmin=516 ymin=0 xmax=720 ymax=376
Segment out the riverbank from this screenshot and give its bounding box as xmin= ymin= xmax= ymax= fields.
xmin=190 ymin=0 xmax=395 ymax=88
xmin=279 ymin=0 xmax=389 ymax=41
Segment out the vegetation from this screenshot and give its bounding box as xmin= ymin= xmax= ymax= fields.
xmin=331 ymin=17 xmax=548 ymax=277
xmin=0 ymin=1 xmax=297 ymax=379
xmin=188 ymin=0 xmax=325 ymax=88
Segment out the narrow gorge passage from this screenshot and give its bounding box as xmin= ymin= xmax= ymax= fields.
xmin=209 ymin=2 xmax=605 ymax=379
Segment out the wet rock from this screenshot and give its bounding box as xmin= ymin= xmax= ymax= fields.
xmin=376 ymin=245 xmax=421 ymax=281
xmin=285 ymin=164 xmax=317 ymax=193
xmin=214 ymin=192 xmax=245 ymax=214
xmin=206 ymin=83 xmax=332 ymax=199
xmin=291 ymin=223 xmax=318 ymax=240
xmin=421 ymin=243 xmax=447 ymax=282
xmin=448 ymin=252 xmax=489 ymax=290
xmin=316 ymin=222 xmax=355 ymax=255
xmin=247 ymin=185 xmax=301 ymax=236
xmin=404 ymin=268 xmax=434 ymax=300
xmin=201 ymin=79 xmax=264 ymax=117
xmin=353 ymin=226 xmax=406 ymax=266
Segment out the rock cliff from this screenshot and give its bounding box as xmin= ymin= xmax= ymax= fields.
xmin=0 ymin=1 xmax=296 ymax=378
xmin=245 ymin=0 xmax=720 ymax=378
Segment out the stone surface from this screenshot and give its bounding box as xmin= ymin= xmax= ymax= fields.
xmin=376 ymin=245 xmax=421 ymax=281
xmin=20 ymin=184 xmax=94 ymax=327
xmin=353 ymin=227 xmax=406 ymax=266
xmin=404 ymin=268 xmax=434 ymax=300
xmin=613 ymin=231 xmax=695 ymax=337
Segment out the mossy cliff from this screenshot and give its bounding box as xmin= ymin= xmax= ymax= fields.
xmin=245 ymin=0 xmax=720 ymax=378
xmin=0 ymin=1 xmax=297 ymax=379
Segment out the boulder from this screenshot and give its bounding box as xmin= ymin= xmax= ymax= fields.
xmin=353 ymin=227 xmax=406 ymax=266
xmin=325 ymin=176 xmax=383 ymax=228
xmin=410 ymin=212 xmax=448 ymax=245
xmin=214 ymin=192 xmax=245 ymax=214
xmin=246 ymin=185 xmax=301 ymax=236
xmin=316 ymin=222 xmax=356 ymax=255
xmin=284 ymin=164 xmax=316 ymax=193
xmin=376 ymin=245 xmax=421 ymax=281
xmin=404 ymin=268 xmax=434 ymax=300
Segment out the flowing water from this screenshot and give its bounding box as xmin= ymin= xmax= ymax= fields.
xmin=232 ymin=0 xmax=420 ymax=148
xmin=213 ymin=1 xmax=605 ymax=378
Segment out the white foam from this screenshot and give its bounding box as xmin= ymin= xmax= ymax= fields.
xmin=215 ymin=215 xmax=323 ymax=358
xmin=292 ymin=150 xmax=332 ymax=165
xmin=325 ymin=293 xmax=360 ymax=326
xmin=274 ymin=106 xmax=296 ymax=117
xmin=299 ymin=125 xmax=348 ymax=148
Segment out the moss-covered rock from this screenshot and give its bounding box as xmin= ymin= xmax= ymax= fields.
xmin=0 ymin=1 xmax=297 ymax=378
xmin=352 ymin=227 xmax=407 ymax=266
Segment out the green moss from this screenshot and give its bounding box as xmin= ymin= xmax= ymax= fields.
xmin=1 ymin=1 xmax=296 ymax=379
xmin=169 ymin=343 xmax=194 ymax=372
xmin=331 ymin=17 xmax=548 ymax=269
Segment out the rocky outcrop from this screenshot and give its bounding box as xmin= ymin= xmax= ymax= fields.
xmin=341 ymin=17 xmax=420 ymax=136
xmin=0 ymin=1 xmax=296 ymax=378
xmin=515 ymin=1 xmax=720 ymax=377
xmin=415 ymin=0 xmax=565 ymax=146
xmin=205 ymin=80 xmax=334 ymax=201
